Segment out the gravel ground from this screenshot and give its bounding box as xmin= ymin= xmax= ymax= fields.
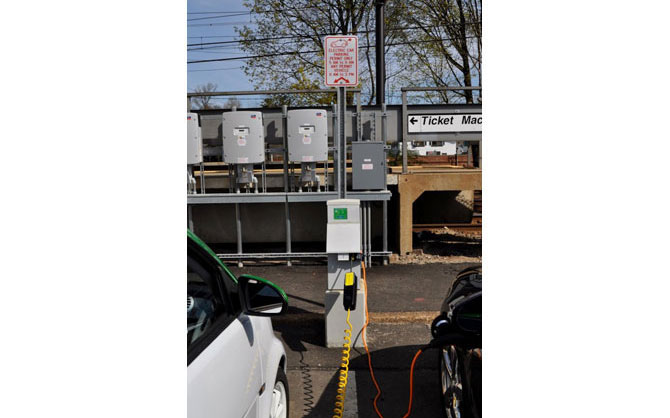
xmin=390 ymin=230 xmax=482 ymax=264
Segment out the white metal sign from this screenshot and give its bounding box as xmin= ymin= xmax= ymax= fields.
xmin=324 ymin=36 xmax=358 ymax=87
xmin=407 ymin=114 xmax=482 ymax=133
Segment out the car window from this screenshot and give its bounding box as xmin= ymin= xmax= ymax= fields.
xmin=187 ymin=251 xmax=227 ymax=349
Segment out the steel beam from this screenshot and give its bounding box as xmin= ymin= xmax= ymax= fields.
xmin=186 ymin=191 xmax=391 ymax=204
xmin=400 ymin=86 xmax=482 ymax=92
xmin=188 ymin=88 xmax=361 ymax=98
xmin=401 ymin=90 xmax=408 ymax=174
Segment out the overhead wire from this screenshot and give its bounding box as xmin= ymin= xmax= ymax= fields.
xmin=187 ymin=6 xmax=321 ymax=15
xmin=187 ymin=36 xmax=480 ymax=63
xmin=187 ymin=23 xmax=481 ymax=47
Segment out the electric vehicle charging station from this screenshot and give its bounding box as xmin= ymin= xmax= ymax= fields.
xmin=222 ymin=111 xmax=265 ymax=192
xmin=325 ymin=198 xmax=366 ymax=348
xmin=287 ymin=109 xmax=328 ymax=191
xmin=187 ymin=112 xmax=203 ymax=194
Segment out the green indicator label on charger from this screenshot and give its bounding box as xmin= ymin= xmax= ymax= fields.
xmin=333 ymin=208 xmax=348 ymax=220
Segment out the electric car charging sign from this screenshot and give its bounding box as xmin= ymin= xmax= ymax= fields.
xmin=324 ymin=36 xmax=358 ymax=87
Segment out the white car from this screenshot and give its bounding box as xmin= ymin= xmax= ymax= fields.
xmin=187 ymin=230 xmax=289 ymax=418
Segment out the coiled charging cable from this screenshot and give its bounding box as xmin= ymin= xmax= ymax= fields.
xmin=332 ymin=309 xmax=353 ymax=418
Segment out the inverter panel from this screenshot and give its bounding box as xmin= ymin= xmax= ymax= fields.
xmin=221 ymin=111 xmax=265 ymax=164
xmin=187 ymin=112 xmax=203 ymax=165
xmin=287 ymin=109 xmax=328 ymax=162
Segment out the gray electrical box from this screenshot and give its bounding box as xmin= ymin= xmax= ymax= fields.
xmin=352 ymin=141 xmax=386 ymax=190
xmin=221 ymin=111 xmax=265 ymax=164
xmin=187 ymin=112 xmax=203 ymax=165
xmin=287 ymin=109 xmax=328 ymax=162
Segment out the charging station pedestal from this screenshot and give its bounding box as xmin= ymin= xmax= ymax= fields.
xmin=325 ymin=199 xmax=366 ymax=348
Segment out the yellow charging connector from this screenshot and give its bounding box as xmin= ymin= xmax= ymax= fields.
xmin=332 ymin=309 xmax=353 ymax=418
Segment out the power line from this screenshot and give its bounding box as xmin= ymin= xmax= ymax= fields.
xmin=188 ymin=35 xmax=238 ymax=39
xmin=187 ymin=36 xmax=480 ymax=64
xmin=188 ymin=67 xmax=243 ymax=72
xmin=187 ymin=23 xmax=481 ymax=48
xmin=188 ymin=21 xmax=257 ymax=27
xmin=187 ymin=6 xmax=320 ymax=15
xmin=188 ymin=12 xmax=251 ymax=22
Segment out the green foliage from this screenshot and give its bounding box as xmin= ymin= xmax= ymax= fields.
xmin=235 ymin=0 xmax=482 ymax=105
xmin=261 ymin=67 xmax=335 ymax=107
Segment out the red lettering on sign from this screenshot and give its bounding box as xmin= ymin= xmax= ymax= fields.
xmin=324 ymin=36 xmax=358 ymax=87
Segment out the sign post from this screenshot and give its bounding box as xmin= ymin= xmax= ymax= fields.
xmin=325 ymin=35 xmax=359 ymax=198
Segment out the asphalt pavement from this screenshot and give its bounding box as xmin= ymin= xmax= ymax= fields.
xmin=229 ymin=262 xmax=480 ymax=418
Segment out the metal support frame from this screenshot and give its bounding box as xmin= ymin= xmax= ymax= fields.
xmin=367 ymin=202 xmax=372 ymax=267
xmin=187 ymin=191 xmax=390 ymax=205
xmin=186 ymin=87 xmax=394 ymax=263
xmin=199 ymin=162 xmax=205 ymax=194
xmin=187 ymin=89 xmax=360 ymax=99
xmin=235 ymin=203 xmax=243 ymax=267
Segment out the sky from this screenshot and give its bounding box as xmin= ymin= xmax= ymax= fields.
xmin=187 ymin=0 xmax=261 ymax=106
xmin=187 ymin=0 xmax=482 ymax=106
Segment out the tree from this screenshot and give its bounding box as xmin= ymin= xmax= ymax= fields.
xmin=236 ymin=0 xmax=407 ymax=105
xmin=261 ymin=67 xmax=336 ymax=107
xmin=223 ymin=97 xmax=242 ymax=109
xmin=191 ymin=82 xmax=222 ymax=109
xmin=393 ymin=0 xmax=481 ymax=103
xmin=234 ymin=0 xmax=482 ymax=104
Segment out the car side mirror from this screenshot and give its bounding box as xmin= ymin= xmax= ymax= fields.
xmin=452 ymin=292 xmax=481 ymax=335
xmin=431 ymin=291 xmax=482 ymax=338
xmin=238 ymin=274 xmax=288 ymax=316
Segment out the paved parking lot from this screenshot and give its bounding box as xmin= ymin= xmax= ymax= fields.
xmin=230 ymin=262 xmax=480 ymax=418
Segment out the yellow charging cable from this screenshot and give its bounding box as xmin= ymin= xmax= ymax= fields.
xmin=332 ymin=308 xmax=353 ymax=418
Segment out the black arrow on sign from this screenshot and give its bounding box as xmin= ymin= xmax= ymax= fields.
xmin=409 ymin=116 xmax=418 ymax=125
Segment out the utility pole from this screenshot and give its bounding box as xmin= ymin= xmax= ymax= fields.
xmin=375 ymin=0 xmax=385 ymax=105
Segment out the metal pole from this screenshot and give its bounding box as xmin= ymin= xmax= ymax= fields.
xmin=332 ymin=103 xmax=339 ymax=195
xmin=285 ymin=199 xmax=292 ymax=266
xmin=367 ymin=202 xmax=372 ymax=267
xmin=235 ymin=203 xmax=243 ymax=267
xmin=338 ymin=87 xmax=347 ymax=199
xmin=401 ymin=90 xmax=408 ymax=174
xmin=479 ymin=139 xmax=482 ymax=169
xmin=361 ymin=201 xmax=367 ymax=265
xmin=375 ymin=0 xmax=386 ymax=105
xmin=382 ymin=200 xmax=388 ymax=265
xmin=199 ymin=162 xmax=205 ymax=194
xmin=382 ymin=102 xmax=388 ymax=173
xmin=282 ymin=105 xmax=289 ymax=193
xmin=356 ymin=91 xmax=362 ymax=141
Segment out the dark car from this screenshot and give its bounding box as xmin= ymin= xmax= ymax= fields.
xmin=431 ymin=266 xmax=482 ymax=418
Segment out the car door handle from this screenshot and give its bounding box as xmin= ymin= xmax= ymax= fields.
xmin=258 ymin=383 xmax=265 ymax=396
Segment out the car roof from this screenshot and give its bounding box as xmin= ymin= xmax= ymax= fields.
xmin=456 ymin=266 xmax=482 ymax=279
